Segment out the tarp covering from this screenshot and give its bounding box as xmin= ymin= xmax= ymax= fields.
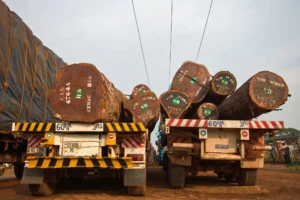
xmin=0 ymin=1 xmax=65 ymax=133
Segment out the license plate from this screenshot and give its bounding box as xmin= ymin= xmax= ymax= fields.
xmin=64 ymin=142 xmax=80 ymax=148
xmin=215 ymin=144 xmax=229 ymax=149
xmin=27 ymin=147 xmax=46 ymax=154
xmin=64 ymin=142 xmax=80 ymax=154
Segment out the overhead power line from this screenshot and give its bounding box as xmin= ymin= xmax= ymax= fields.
xmin=195 ymin=0 xmax=214 ymax=61
xmin=131 ymin=0 xmax=151 ymax=87
xmin=168 ymin=0 xmax=174 ymax=87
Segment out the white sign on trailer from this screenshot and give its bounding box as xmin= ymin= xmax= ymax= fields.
xmin=55 ymin=123 xmax=104 ymax=132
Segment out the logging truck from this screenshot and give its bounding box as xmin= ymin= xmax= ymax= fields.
xmin=160 ymin=118 xmax=283 ymax=188
xmin=12 ymin=122 xmax=148 ymax=196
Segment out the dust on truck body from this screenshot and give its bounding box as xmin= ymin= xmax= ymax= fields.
xmin=162 ymin=118 xmax=283 ymax=188
xmin=12 ymin=122 xmax=147 ymax=196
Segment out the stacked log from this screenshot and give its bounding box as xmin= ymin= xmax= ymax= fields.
xmin=48 ymin=63 xmax=126 ymax=122
xmin=218 ymin=71 xmax=289 ymax=120
xmin=202 ymin=71 xmax=237 ymax=105
xmin=131 ymin=84 xmax=151 ymax=99
xmin=197 ymin=103 xmax=219 ymax=120
xmin=0 ymin=1 xmax=65 ymax=133
xmin=124 ymin=91 xmax=160 ymax=134
xmin=48 ymin=64 xmax=160 ymax=133
xmin=171 ymin=61 xmax=210 ymax=104
xmin=159 ymin=90 xmax=191 ymax=119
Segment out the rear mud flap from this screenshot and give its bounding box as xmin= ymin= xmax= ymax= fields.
xmin=21 ymin=168 xmax=45 ymax=184
xmin=123 ymin=168 xmax=146 ymax=187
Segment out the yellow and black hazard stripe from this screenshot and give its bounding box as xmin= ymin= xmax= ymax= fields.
xmin=105 ymin=123 xmax=146 ymax=132
xmin=13 ymin=123 xmax=54 ymax=132
xmin=26 ymin=156 xmax=132 ymax=169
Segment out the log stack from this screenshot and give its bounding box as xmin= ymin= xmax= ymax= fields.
xmin=159 ymin=61 xmax=289 ymax=122
xmin=48 ymin=64 xmax=160 ymax=134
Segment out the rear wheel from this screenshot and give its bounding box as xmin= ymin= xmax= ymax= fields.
xmin=128 ymin=185 xmax=146 ymax=196
xmin=168 ymin=163 xmax=185 ymax=189
xmin=29 ymin=182 xmax=56 ymax=196
xmin=237 ymin=169 xmax=258 ymax=186
xmin=14 ymin=163 xmax=24 ymax=179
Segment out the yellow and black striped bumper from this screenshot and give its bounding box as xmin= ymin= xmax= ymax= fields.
xmin=12 ymin=122 xmax=146 ymax=132
xmin=26 ymin=156 xmax=132 ymax=169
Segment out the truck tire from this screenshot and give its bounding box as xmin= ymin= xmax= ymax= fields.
xmin=163 ymin=152 xmax=168 ymax=171
xmin=237 ymin=169 xmax=258 ymax=186
xmin=29 ymin=182 xmax=56 ymax=196
xmin=14 ymin=163 xmax=24 ymax=179
xmin=168 ymin=163 xmax=185 ymax=189
xmin=127 ymin=185 xmax=146 ymax=196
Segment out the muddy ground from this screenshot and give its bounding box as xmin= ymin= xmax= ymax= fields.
xmin=0 ymin=164 xmax=299 ymax=200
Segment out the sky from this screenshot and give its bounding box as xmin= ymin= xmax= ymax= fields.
xmin=3 ymin=0 xmax=300 ymax=148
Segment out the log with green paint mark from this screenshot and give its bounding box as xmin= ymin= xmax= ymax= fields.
xmin=159 ymin=90 xmax=191 ymax=119
xmin=202 ymin=71 xmax=237 ymax=105
xmin=131 ymin=84 xmax=151 ymax=99
xmin=171 ymin=61 xmax=210 ymax=104
xmin=197 ymin=102 xmax=219 ymax=120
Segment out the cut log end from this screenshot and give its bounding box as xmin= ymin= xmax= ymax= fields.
xmin=124 ymin=91 xmax=160 ymax=131
xmin=249 ymin=71 xmax=289 ymax=110
xmin=211 ymin=71 xmax=237 ymax=96
xmin=131 ymin=84 xmax=151 ymax=99
xmin=48 ymin=63 xmax=123 ymax=122
xmin=159 ymin=90 xmax=191 ymax=119
xmin=197 ymin=103 xmax=219 ymax=120
xmin=171 ymin=61 xmax=210 ymax=103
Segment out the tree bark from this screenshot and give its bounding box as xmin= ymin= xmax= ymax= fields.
xmin=218 ymin=71 xmax=289 ymax=120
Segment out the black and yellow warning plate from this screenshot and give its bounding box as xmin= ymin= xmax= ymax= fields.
xmin=12 ymin=122 xmax=146 ymax=132
xmin=26 ymin=156 xmax=133 ymax=169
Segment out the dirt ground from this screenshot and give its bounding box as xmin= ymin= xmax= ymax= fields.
xmin=0 ymin=164 xmax=300 ymax=200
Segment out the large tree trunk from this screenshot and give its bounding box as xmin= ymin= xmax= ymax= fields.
xmin=171 ymin=61 xmax=211 ymax=104
xmin=159 ymin=90 xmax=191 ymax=119
xmin=202 ymin=71 xmax=237 ymax=105
xmin=218 ymin=71 xmax=289 ymax=120
xmin=48 ymin=63 xmax=125 ymax=123
xmin=124 ymin=91 xmax=160 ymax=134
